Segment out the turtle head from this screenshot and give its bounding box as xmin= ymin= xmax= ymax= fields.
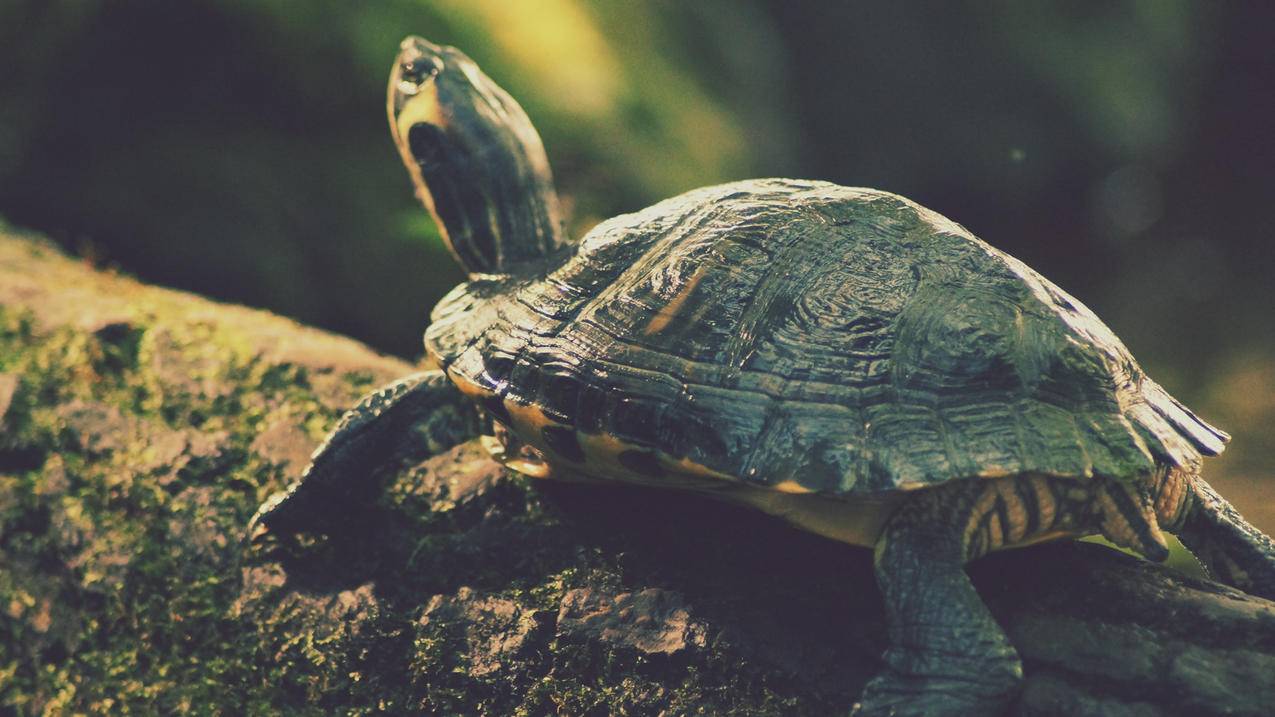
xmin=389 ymin=36 xmax=565 ymax=276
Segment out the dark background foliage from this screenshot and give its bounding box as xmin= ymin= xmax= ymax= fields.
xmin=1 ymin=0 xmax=1271 ymax=525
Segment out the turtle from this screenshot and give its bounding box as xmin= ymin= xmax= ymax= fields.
xmin=250 ymin=36 xmax=1275 ymax=716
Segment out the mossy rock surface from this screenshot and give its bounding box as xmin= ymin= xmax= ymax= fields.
xmin=2 ymin=229 xmax=1273 ymax=716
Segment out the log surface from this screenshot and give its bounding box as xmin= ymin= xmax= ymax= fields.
xmin=1 ymin=230 xmax=1272 ymax=716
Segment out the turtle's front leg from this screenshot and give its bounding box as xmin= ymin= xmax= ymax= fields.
xmin=854 ymin=483 xmax=1022 ymax=717
xmin=249 ymin=370 xmax=481 ymax=536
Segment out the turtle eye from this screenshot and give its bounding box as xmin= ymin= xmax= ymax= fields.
xmin=401 ymin=54 xmax=444 ymax=85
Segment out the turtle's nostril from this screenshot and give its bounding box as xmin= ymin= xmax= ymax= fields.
xmin=400 ymin=53 xmax=444 ymax=85
xmin=398 ymin=36 xmax=446 ymax=84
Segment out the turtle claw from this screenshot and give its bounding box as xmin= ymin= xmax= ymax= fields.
xmin=246 ymin=516 xmax=271 ymax=545
xmin=239 ymin=486 xmax=299 ymax=558
xmin=245 ymin=493 xmax=284 ymax=542
xmin=244 ymin=480 xmax=307 ymax=538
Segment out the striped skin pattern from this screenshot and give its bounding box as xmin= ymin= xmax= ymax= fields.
xmin=428 ymin=180 xmax=1227 ymax=502
xmin=857 ymin=464 xmax=1209 ymax=716
xmin=957 ymin=467 xmax=1193 ymax=562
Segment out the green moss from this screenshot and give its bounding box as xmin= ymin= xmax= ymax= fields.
xmin=0 ymin=243 xmax=363 ymax=714
xmin=3 ymin=231 xmax=855 ymax=715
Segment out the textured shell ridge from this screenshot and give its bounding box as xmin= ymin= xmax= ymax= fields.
xmin=427 ymin=178 xmax=1227 ymax=495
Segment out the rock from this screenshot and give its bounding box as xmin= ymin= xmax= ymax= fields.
xmin=59 ymin=400 xmax=135 ymax=455
xmin=35 ymin=453 xmax=69 ymax=497
xmin=250 ymin=418 xmax=318 ymax=475
xmin=141 ymin=427 xmax=229 ymax=484
xmin=418 ymin=587 xmax=540 ymax=676
xmin=57 ymin=399 xmax=229 ymax=484
xmin=143 ymin=326 xmax=238 ymax=403
xmin=234 ymin=563 xmax=290 ymax=617
xmin=557 ymin=587 xmax=707 ymax=656
xmin=167 ymin=486 xmax=230 ymax=560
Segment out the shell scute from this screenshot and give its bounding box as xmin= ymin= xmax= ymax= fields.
xmin=427 ymin=179 xmax=1227 ymax=495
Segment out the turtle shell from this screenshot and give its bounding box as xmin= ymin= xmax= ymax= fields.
xmin=426 ymin=179 xmax=1227 ymax=495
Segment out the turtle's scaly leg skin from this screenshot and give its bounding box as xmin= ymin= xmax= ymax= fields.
xmin=248 ymin=370 xmax=481 ymax=537
xmin=1172 ymin=476 xmax=1275 ymax=601
xmin=850 ymin=468 xmax=1275 ymax=715
xmin=853 ymin=483 xmax=1022 ymax=717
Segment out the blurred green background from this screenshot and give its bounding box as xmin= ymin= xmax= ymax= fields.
xmin=0 ymin=0 xmax=1271 ymax=526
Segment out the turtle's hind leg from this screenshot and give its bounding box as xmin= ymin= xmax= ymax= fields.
xmin=854 ymin=480 xmax=1023 ymax=717
xmin=249 ymin=370 xmax=481 ymax=537
xmin=1171 ymin=474 xmax=1275 ymax=601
